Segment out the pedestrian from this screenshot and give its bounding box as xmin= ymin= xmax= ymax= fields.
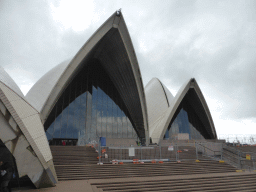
xmin=0 ymin=161 xmax=13 ymax=192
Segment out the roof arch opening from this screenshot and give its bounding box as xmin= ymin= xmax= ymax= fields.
xmin=150 ymin=78 xmax=217 ymax=143
xmin=26 ymin=11 xmax=149 ymax=144
xmin=45 ymin=58 xmax=140 ymax=144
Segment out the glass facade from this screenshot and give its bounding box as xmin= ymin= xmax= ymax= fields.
xmin=45 ymin=59 xmax=138 ymax=145
xmin=164 ymin=108 xmax=204 ymax=140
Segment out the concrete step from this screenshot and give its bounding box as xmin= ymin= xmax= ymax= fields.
xmin=90 ymin=172 xmax=256 ymax=192
xmin=51 ymin=146 xmax=237 ymax=181
xmin=55 ymin=161 xmax=236 ymax=181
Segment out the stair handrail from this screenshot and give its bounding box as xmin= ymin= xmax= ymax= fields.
xmin=224 ymin=145 xmax=256 ymax=160
xmin=222 ymin=144 xmax=242 ymax=168
xmin=223 ymin=144 xmax=249 ymax=160
xmin=196 ymin=142 xmax=221 ymax=157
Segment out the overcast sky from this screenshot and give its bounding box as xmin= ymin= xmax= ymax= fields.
xmin=1 ymin=0 xmax=256 ymax=140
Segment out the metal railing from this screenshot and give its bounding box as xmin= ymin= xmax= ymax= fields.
xmin=196 ymin=143 xmax=222 ymax=159
xmin=222 ymin=144 xmax=256 ymax=170
xmin=96 ymin=140 xmax=224 ymax=164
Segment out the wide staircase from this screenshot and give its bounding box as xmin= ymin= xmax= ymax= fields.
xmin=50 ymin=145 xmax=256 ymax=191
xmin=50 ymin=146 xmax=98 ymax=165
xmin=51 ymin=145 xmax=236 ymax=181
xmin=57 ymin=161 xmax=236 ymax=181
xmin=90 ymin=172 xmax=256 ymax=192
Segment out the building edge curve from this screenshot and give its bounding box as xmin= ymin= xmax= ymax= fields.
xmin=0 ymin=82 xmax=57 ymax=188
xmin=145 ymin=78 xmax=174 ymax=136
xmin=150 ymin=78 xmax=217 ymax=144
xmin=0 ymin=66 xmax=24 ymax=99
xmin=26 ymin=11 xmax=149 ymax=144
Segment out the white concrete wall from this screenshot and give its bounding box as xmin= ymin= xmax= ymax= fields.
xmin=0 ymin=82 xmax=57 ymax=188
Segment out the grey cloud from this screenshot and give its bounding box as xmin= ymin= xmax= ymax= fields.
xmin=1 ymin=0 xmax=256 ymax=124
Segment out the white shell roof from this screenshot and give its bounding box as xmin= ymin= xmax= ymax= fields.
xmin=25 ymin=12 xmax=149 ymax=143
xmin=145 ymin=78 xmax=174 ymax=135
xmin=161 ymin=81 xmax=174 ymax=105
xmin=0 ymin=81 xmax=54 ymax=168
xmin=26 ymin=59 xmax=71 ymax=112
xmin=150 ymin=78 xmax=216 ymax=143
xmin=0 ymin=66 xmax=24 ymax=98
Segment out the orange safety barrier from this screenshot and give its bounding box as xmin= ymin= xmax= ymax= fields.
xmin=112 ymin=160 xmax=118 ymax=165
xmin=177 ymin=150 xmax=182 ymax=153
xmin=101 ymin=149 xmax=106 ymax=153
xmin=133 ymin=159 xmax=139 ymax=164
xmin=151 ymin=160 xmax=156 ymax=164
xmin=159 ymin=161 xmax=164 ymax=163
xmin=119 ymin=162 xmax=124 ymax=165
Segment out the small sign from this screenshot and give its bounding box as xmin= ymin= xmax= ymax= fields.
xmin=246 ymin=154 xmax=251 ymax=160
xmin=168 ymin=146 xmax=174 ymax=151
xmin=129 ymin=147 xmax=135 ymax=156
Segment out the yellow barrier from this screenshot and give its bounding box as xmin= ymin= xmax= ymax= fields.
xmin=246 ymin=154 xmax=251 ymax=160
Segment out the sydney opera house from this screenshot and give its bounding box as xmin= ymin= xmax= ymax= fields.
xmin=0 ymin=11 xmax=217 ymax=188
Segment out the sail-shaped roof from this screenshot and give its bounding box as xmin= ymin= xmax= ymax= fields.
xmin=0 ymin=80 xmax=57 ymax=188
xmin=26 ymin=60 xmax=71 ymax=112
xmin=25 ymin=11 xmax=149 ymax=143
xmin=145 ymin=78 xmax=174 ymax=136
xmin=0 ymin=66 xmax=24 ymax=98
xmin=150 ymin=78 xmax=217 ymax=143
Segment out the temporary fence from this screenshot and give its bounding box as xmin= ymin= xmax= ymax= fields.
xmin=222 ymin=144 xmax=256 ymax=170
xmin=96 ymin=139 xmax=225 ymax=164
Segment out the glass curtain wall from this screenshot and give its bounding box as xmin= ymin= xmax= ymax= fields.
xmin=45 ymin=59 xmax=138 ymax=145
xmin=164 ymin=107 xmax=205 ymax=140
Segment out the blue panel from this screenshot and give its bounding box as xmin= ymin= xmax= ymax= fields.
xmin=60 ymin=106 xmax=69 ymax=138
xmin=167 ymin=107 xmax=207 ymax=140
xmin=66 ymin=101 xmax=75 ymax=139
xmin=80 ymin=92 xmax=87 ymax=132
xmin=53 ymin=114 xmax=61 ymax=138
xmin=165 ymin=129 xmax=169 ymax=139
xmin=100 ymin=137 xmax=106 ymax=146
xmin=47 ymin=124 xmax=54 ymax=138
xmin=73 ymin=96 xmax=81 ymax=133
xmin=101 ymin=88 xmax=108 ymax=137
xmin=46 ymin=131 xmax=53 ymax=140
xmin=91 ymin=86 xmax=98 ymax=141
xmin=117 ymin=105 xmax=122 ymax=138
xmin=97 ymin=88 xmax=103 ymax=136
xmin=112 ymin=98 xmax=118 ymax=138
xmin=107 ymin=93 xmax=112 ymax=138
